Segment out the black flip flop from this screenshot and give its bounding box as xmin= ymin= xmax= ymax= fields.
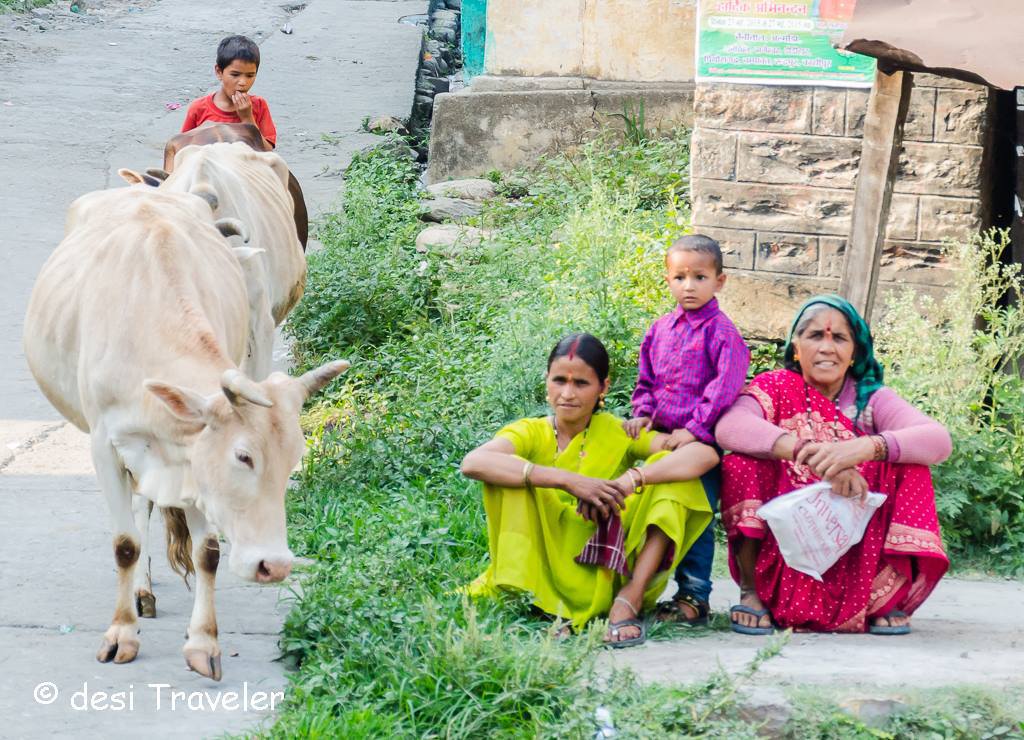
xmin=729 ymin=604 xmax=774 ymax=635
xmin=606 ymin=617 xmax=647 ymax=648
xmin=868 ymin=610 xmax=911 ymax=635
xmin=605 ymin=595 xmax=647 ymax=648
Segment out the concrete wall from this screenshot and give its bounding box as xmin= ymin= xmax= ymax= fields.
xmin=427 ymin=78 xmax=694 ymax=182
xmin=691 ymin=74 xmax=990 ymax=338
xmin=484 ymin=0 xmax=697 ymax=82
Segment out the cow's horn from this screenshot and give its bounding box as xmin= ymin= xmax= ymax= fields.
xmin=145 ymin=167 xmax=170 ymax=181
xmin=232 ymin=246 xmax=265 ymax=262
xmin=298 ymin=360 xmax=351 ymax=399
xmin=220 ymin=369 xmax=273 ymax=408
xmin=215 ymin=217 xmax=250 ymax=243
xmin=190 ymin=183 xmax=219 ymax=211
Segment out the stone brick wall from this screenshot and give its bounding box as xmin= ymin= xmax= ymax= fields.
xmin=691 ymin=74 xmax=990 ymax=337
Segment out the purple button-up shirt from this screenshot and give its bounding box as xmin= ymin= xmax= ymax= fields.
xmin=631 ymin=298 xmax=750 ymax=443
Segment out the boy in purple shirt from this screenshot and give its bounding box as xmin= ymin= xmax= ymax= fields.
xmin=624 ymin=234 xmax=750 ymax=624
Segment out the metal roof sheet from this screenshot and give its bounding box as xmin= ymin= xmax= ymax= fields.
xmin=841 ymin=0 xmax=1023 ymax=90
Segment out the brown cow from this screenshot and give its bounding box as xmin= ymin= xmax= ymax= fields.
xmin=158 ymin=122 xmax=308 ymax=250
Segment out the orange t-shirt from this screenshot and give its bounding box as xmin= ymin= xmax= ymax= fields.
xmin=181 ymin=94 xmax=277 ymax=147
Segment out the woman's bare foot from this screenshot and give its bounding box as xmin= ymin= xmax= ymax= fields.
xmin=605 ymin=590 xmax=642 ymax=643
xmin=730 ymin=588 xmax=772 ymax=631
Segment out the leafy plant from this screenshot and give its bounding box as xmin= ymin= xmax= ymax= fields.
xmin=875 ymin=231 xmax=1024 ymax=573
xmin=273 ymin=132 xmax=1022 ymax=737
xmin=608 ymin=99 xmax=649 ymax=147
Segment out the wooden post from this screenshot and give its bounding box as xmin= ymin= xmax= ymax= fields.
xmin=839 ymin=68 xmax=914 ymax=321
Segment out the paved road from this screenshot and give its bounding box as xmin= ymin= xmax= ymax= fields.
xmin=0 ymin=1 xmax=424 ymax=737
xmin=608 ymin=576 xmax=1024 ymax=697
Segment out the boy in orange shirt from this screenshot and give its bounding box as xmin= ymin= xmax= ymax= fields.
xmin=181 ymin=35 xmax=277 ymax=147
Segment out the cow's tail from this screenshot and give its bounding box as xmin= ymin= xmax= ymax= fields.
xmin=161 ymin=506 xmax=195 ymax=588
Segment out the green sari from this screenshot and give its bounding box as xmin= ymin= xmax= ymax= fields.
xmin=467 ymin=412 xmax=712 ymax=628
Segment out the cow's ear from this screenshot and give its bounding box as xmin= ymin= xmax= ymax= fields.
xmin=118 ymin=168 xmax=146 ymax=185
xmin=144 ymin=380 xmax=211 ymax=423
xmin=297 ymin=360 xmax=351 ymax=400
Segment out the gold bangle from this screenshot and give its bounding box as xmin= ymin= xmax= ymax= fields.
xmin=522 ymin=461 xmax=535 ymax=489
xmin=635 ymin=466 xmax=647 ymax=490
xmin=625 ymin=468 xmax=640 ymax=493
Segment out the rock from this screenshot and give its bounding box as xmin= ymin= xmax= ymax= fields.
xmin=737 ymin=686 xmax=792 ymax=736
xmin=425 ymin=76 xmax=450 ymax=95
xmin=412 ymin=93 xmax=434 ymax=119
xmin=839 ymin=698 xmax=908 ymax=728
xmin=431 ymin=26 xmax=457 ymax=44
xmin=426 ymin=178 xmax=496 ymax=201
xmin=433 ymin=9 xmax=460 ymax=25
xmin=356 ymin=139 xmax=417 ymax=163
xmin=415 ymin=224 xmax=489 ymax=253
xmin=367 ymin=115 xmax=407 ymax=135
xmin=30 ymin=8 xmax=53 ymax=17
xmin=446 ymin=0 xmax=461 ymax=9
xmin=420 ymin=196 xmax=481 ymax=223
xmin=421 ymin=58 xmax=441 ymax=77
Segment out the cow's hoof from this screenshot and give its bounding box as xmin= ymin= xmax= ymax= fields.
xmin=135 ymin=590 xmax=157 ymax=619
xmin=184 ymin=648 xmax=222 ymax=682
xmin=96 ymin=626 xmax=140 ymax=664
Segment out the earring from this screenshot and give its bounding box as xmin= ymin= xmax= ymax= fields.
xmin=794 ymin=352 xmax=801 ymax=361
xmin=599 ymin=394 xmax=606 ymax=408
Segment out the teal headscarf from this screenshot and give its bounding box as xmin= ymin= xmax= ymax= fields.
xmin=783 ymin=294 xmax=884 ymax=419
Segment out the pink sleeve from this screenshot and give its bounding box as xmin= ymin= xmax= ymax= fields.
xmin=870 ymin=388 xmax=952 ymax=465
xmin=714 ymin=395 xmax=787 ymax=459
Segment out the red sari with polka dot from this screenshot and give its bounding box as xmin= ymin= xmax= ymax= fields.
xmin=719 ymin=369 xmax=949 ymax=633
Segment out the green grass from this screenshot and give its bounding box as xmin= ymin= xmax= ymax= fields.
xmin=272 ymin=132 xmax=766 ymax=737
xmin=269 ymin=130 xmax=1024 ymax=737
xmin=785 ymin=685 xmax=1024 ymax=739
xmin=0 ymin=0 xmax=50 ymax=12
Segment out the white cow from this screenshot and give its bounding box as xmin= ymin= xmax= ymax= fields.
xmin=121 ymin=142 xmax=308 ymax=617
xmin=24 ymin=184 xmax=347 ymax=681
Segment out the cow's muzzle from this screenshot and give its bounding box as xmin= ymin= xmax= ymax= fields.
xmin=255 ymin=557 xmax=293 ymax=583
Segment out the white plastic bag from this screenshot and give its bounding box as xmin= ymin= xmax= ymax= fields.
xmin=757 ymin=482 xmax=887 ymax=581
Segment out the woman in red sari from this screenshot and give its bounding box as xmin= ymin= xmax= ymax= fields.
xmin=715 ymin=295 xmax=951 ymax=635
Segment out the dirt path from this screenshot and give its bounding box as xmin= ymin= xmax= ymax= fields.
xmin=0 ymin=1 xmax=424 ymax=736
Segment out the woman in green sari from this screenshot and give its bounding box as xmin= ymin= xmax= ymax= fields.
xmin=461 ymin=333 xmax=717 ymax=647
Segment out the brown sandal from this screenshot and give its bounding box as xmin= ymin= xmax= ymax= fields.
xmin=656 ymin=592 xmax=710 ymax=626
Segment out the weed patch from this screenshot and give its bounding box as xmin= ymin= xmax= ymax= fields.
xmin=272 ymin=131 xmax=1022 ymax=736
